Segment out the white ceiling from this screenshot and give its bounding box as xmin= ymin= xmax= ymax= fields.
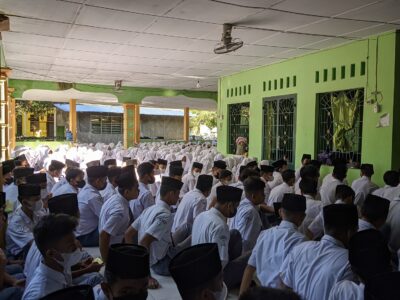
xmin=1 ymin=0 xmax=400 ymax=93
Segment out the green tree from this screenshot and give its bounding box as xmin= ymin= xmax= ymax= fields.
xmin=190 ymin=110 xmax=217 ymax=135
xmin=16 ymin=100 xmax=55 ymax=117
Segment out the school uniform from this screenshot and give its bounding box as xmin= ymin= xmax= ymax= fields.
xmin=280 ymin=235 xmax=354 ymax=300
xmin=260 ymin=177 xmax=272 ymax=204
xmin=299 ymin=195 xmax=322 ymax=234
xmin=52 ymin=182 xmax=78 ymax=197
xmin=320 ymin=176 xmax=343 ymax=206
xmin=4 ymin=183 xmax=19 ymax=212
xmin=229 ymin=181 xmax=246 ymax=200
xmin=385 ymin=198 xmax=400 ymax=251
xmin=308 ymin=200 xmax=345 ymax=239
xmin=172 ymin=188 xmax=206 ymax=233
xmin=6 ymin=206 xmax=47 ymax=257
xmin=180 ymin=173 xmax=197 ymax=198
xmin=76 ymin=184 xmax=104 ymax=246
xmin=328 ymin=281 xmax=364 ymax=300
xmin=99 ymin=192 xmax=133 ymax=245
xmin=207 ymin=181 xmax=222 ymax=209
xmin=22 ymin=262 xmax=68 ymax=300
xmin=131 ymin=199 xmax=176 ymax=275
xmin=51 ymin=177 xmax=67 ymax=194
xmin=372 ymin=185 xmax=400 ymax=201
xmin=267 ymin=182 xmax=293 ymax=207
xmin=358 ymin=219 xmax=375 ymax=232
xmin=229 ymin=198 xmax=262 ymax=252
xmin=248 ymin=220 xmax=306 ymax=288
xmin=99 ymin=181 xmax=117 ymax=203
xmin=46 ymin=172 xmax=57 ymax=194
xmin=192 ymin=207 xmax=230 ymax=266
xmin=130 ymin=182 xmax=155 ymax=220
xmin=352 ymin=176 xmax=379 ymax=207
xmin=268 ymin=171 xmax=283 ymax=190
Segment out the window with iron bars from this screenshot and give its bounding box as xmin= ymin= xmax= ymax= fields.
xmin=316 ymin=88 xmax=364 ymax=167
xmin=228 ymin=102 xmax=250 ymax=154
xmin=90 ymin=114 xmax=123 ymax=134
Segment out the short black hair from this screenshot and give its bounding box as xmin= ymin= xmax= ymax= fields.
xmin=282 ymin=169 xmax=295 ymax=183
xmin=137 ymin=162 xmax=154 ymax=178
xmin=299 ymin=178 xmax=318 ymax=195
xmin=66 ymin=167 xmax=84 ymax=182
xmin=383 ymin=170 xmax=399 ymax=187
xmin=34 ymin=214 xmax=78 ymax=256
xmin=335 ymin=185 xmax=355 ymax=201
xmin=299 ymin=165 xmax=319 ymax=180
xmin=333 ymin=165 xmax=347 ymax=181
xmin=243 ymin=177 xmax=265 ymax=194
xmin=239 ymin=287 xmax=301 ymax=300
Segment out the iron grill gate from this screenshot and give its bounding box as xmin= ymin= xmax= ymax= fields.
xmin=263 ymin=95 xmax=296 ymax=169
xmin=316 ymin=88 xmax=364 ymax=166
xmin=228 ymin=102 xmax=250 ymax=154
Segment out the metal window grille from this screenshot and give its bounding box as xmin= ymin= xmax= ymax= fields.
xmin=228 ymin=102 xmax=250 ymax=154
xmin=263 ymin=95 xmax=296 ymax=168
xmin=316 ymin=88 xmax=364 ymax=166
xmin=90 ymin=114 xmax=123 ymax=134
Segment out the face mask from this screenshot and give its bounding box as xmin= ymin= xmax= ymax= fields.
xmin=193 ymin=171 xmax=201 ymax=178
xmin=29 ymin=200 xmax=43 ymax=212
xmin=113 ymin=291 xmax=148 ymax=300
xmin=212 ymin=283 xmax=227 ymax=300
xmin=59 ymin=249 xmax=83 ymax=270
xmin=77 ymin=180 xmax=86 ymax=189
xmin=222 ymin=179 xmax=232 ymax=185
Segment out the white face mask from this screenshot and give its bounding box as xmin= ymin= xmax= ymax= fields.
xmin=59 ymin=249 xmax=83 ymax=271
xmin=193 ymin=171 xmax=201 ymax=178
xmin=33 ymin=200 xmax=43 ymax=212
xmin=212 ymin=283 xmax=227 ymax=300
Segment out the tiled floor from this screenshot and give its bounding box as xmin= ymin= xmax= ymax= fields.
xmin=84 ymin=247 xmax=239 ymax=300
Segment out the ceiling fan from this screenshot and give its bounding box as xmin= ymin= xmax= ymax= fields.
xmin=214 ymin=23 xmax=244 ymax=54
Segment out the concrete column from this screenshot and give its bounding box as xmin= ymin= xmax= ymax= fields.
xmin=8 ymin=96 xmax=16 ymax=153
xmin=53 ymin=110 xmax=57 ymax=140
xmin=69 ymin=99 xmax=77 ymax=143
xmin=183 ymin=107 xmax=190 ymax=143
xmin=0 ymin=69 xmax=11 ymax=160
xmin=123 ymin=104 xmax=135 ymax=148
xmin=134 ymin=104 xmax=140 ymax=144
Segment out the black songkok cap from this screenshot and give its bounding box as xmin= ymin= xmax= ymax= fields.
xmin=50 ymin=160 xmax=65 ymax=170
xmin=323 ymin=204 xmax=358 ymax=230
xmin=301 ymin=154 xmax=312 ymax=161
xmin=246 ymin=160 xmax=258 ymax=168
xmin=13 ymin=167 xmax=34 ymax=179
xmin=48 ymin=193 xmax=79 ymax=216
xmin=157 ymin=159 xmax=167 ymax=166
xmin=18 ymin=184 xmax=41 ymax=197
xmin=86 ymin=160 xmax=100 ymax=168
xmin=196 ymin=175 xmax=213 ymax=191
xmin=122 ymin=157 xmax=131 ymax=162
xmin=106 ymin=244 xmax=150 ymax=279
xmin=169 ymin=166 xmax=184 ymax=177
xmin=161 ymin=176 xmax=183 ymax=191
xmin=272 ymin=159 xmax=287 ymax=169
xmin=170 ymin=160 xmax=183 ymax=168
xmin=282 ymin=194 xmax=306 ymax=212
xmin=213 ymin=160 xmax=227 ymax=169
xmin=217 ymin=185 xmax=242 ymax=203
xmin=103 ymin=159 xmax=117 ymax=167
xmin=107 ymin=167 xmax=122 ymax=178
xmin=116 ymin=172 xmax=136 ymax=189
xmin=86 ymin=166 xmax=108 ymax=178
xmin=169 ymin=243 xmax=222 ymax=292
xmin=192 ymin=162 xmax=203 ymax=170
xmin=260 ymin=165 xmax=274 ymax=173
xmin=40 ymin=285 xmax=94 ymax=300
xmin=26 ymin=173 xmax=47 ymax=185
xmin=65 ymin=159 xmax=80 ymax=168
xmin=2 ymin=159 xmax=16 ymax=174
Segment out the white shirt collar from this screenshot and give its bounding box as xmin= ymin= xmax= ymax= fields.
xmin=321 ymin=235 xmax=345 ymax=248
xmin=210 ymin=207 xmax=226 ymax=221
xmin=279 ymin=220 xmax=298 ymax=230
xmin=156 ymin=199 xmax=170 ymax=210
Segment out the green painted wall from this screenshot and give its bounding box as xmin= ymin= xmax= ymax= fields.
xmin=218 ymin=31 xmax=399 ymax=186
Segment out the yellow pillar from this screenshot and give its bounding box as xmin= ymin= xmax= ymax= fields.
xmin=69 ymin=99 xmax=77 ymax=143
xmin=134 ymin=104 xmax=140 ymax=144
xmin=123 ymin=104 xmax=135 ymax=148
xmin=8 ymin=95 xmax=16 ymax=153
xmin=183 ymin=107 xmax=190 ymax=143
xmin=0 ymin=68 xmax=11 ymax=160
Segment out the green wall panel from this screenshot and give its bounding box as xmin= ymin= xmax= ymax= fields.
xmin=218 ymin=31 xmax=399 ymax=186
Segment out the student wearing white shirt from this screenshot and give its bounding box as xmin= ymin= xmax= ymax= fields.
xmin=329 ymin=229 xmax=392 ymax=300
xmin=99 ymin=172 xmax=139 ymax=263
xmin=210 ymin=160 xmax=227 ymax=186
xmin=298 ymin=178 xmax=322 ymax=235
xmin=259 ymin=165 xmax=274 ymax=204
xmin=180 ymin=162 xmax=203 ymax=197
xmin=100 ymin=167 xmax=121 ymax=203
xmin=269 ymin=160 xmax=288 ymax=190
xmin=240 ymin=194 xmax=307 ymax=294
xmin=130 ymin=162 xmax=155 ymax=220
xmin=351 ymin=164 xmax=379 ymax=209
xmin=372 ymin=170 xmax=400 ymax=201
xmin=125 ymin=177 xmax=190 ymax=287
xmin=46 ymin=160 xmax=65 ymax=195
xmin=207 ymin=170 xmax=232 ymax=209
xmin=280 ymin=204 xmax=359 ymax=300
xmin=267 ymin=169 xmax=295 ymax=207
xmin=22 ymin=214 xmax=81 ymax=299
xmin=4 ymin=167 xmax=35 ymax=213
xmin=307 ymin=185 xmax=355 ymax=240
xmin=230 ymin=177 xmax=265 ymax=253
xmin=172 ymin=175 xmax=213 ymax=233
xmin=295 ymin=154 xmax=312 ymax=182
xmin=52 ymin=167 xmax=85 ymax=197
xmin=320 ymin=164 xmax=347 ymax=206
xmin=191 ymin=185 xmax=244 ymax=289
xmin=294 ymin=164 xmax=320 ymax=195
xmin=358 ymin=194 xmax=389 ymax=232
